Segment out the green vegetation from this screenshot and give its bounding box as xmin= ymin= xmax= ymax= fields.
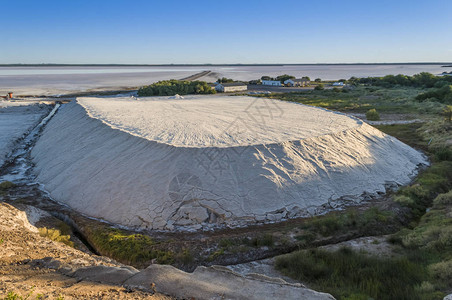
xmin=38 ymin=220 xmax=74 ymax=247
xmin=217 ymin=77 xmax=234 ymax=83
xmin=443 ymin=105 xmax=452 ymax=122
xmin=259 ymin=74 xmax=310 ymax=84
xmin=0 ymin=181 xmax=15 ymax=196
xmin=249 ymin=233 xmax=274 ymax=247
xmin=375 ymin=123 xmax=426 ymax=150
xmin=1 ymin=288 xmax=57 ymax=300
xmin=275 ymin=247 xmax=442 ymax=300
xmin=300 ymin=207 xmax=394 ymax=239
xmin=314 ymin=84 xmax=324 ymax=90
xmin=429 ymin=260 xmax=452 ymax=287
xmin=268 ymin=75 xmax=452 ymax=298
xmin=349 ymin=72 xmax=452 ymax=104
xmin=257 ymin=73 xmax=451 ymax=115
xmin=87 ymin=227 xmax=174 ymax=265
xmin=38 ymin=227 xmax=74 ymax=248
xmin=377 ymin=119 xmax=452 ymax=221
xmin=137 ymin=79 xmax=215 ymax=96
xmin=396 ymin=161 xmax=452 ymax=217
xmin=400 ymin=191 xmax=452 ymax=253
xmin=207 ymin=234 xmax=275 ymax=262
xmin=257 ymin=85 xmax=440 ymax=114
xmin=0 ymin=181 xmax=15 ymax=190
xmin=384 ymin=188 xmax=452 ymax=297
xmin=433 ymin=190 xmax=452 ymax=206
xmin=379 ymin=120 xmax=452 ymax=295
xmin=416 ymin=84 xmax=452 ymax=104
xmin=175 ymin=248 xmax=194 ymax=265
xmin=365 ymin=108 xmax=380 ymax=121
xmin=275 ymin=74 xmax=295 ymax=83
xmin=350 ymin=72 xmax=452 ymax=89
xmin=275 ymin=121 xmax=452 ymax=298
xmin=0 ymin=181 xmax=15 ymax=197
xmin=417 ymin=119 xmax=452 ymax=161
xmin=207 ymin=248 xmax=225 ymax=262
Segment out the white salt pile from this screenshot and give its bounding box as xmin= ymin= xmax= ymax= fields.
xmin=31 ymin=96 xmax=428 ymax=230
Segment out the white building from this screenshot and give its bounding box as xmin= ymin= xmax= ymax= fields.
xmin=284 ymin=78 xmax=310 ymax=87
xmin=215 ymin=82 xmax=248 ymax=93
xmin=261 ymin=80 xmax=282 ymax=86
xmin=332 ymin=82 xmax=344 ymax=86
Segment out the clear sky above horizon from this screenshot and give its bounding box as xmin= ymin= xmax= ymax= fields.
xmin=1 ymin=0 xmax=451 ymax=64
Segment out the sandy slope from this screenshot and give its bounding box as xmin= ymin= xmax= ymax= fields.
xmin=31 ymin=96 xmax=428 ymax=230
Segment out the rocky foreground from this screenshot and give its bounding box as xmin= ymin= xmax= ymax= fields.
xmin=0 ymin=202 xmax=334 ymax=299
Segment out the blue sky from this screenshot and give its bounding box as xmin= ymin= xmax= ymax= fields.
xmin=1 ymin=0 xmax=451 ymax=64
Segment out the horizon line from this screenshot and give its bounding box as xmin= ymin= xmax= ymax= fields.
xmin=1 ymin=62 xmax=451 ymax=67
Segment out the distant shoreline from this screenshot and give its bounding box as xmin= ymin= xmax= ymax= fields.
xmin=0 ymin=62 xmax=451 ymax=67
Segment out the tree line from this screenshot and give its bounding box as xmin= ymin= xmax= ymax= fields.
xmin=138 ymin=80 xmax=215 ymax=96
xmin=350 ymin=72 xmax=452 ymax=104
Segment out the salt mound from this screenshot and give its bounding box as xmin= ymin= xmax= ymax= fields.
xmin=79 ymin=95 xmax=358 ymax=147
xmin=31 ymin=96 xmax=428 ymax=230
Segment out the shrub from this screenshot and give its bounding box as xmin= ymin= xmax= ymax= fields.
xmin=137 ymin=80 xmax=216 ymax=96
xmin=442 ymin=105 xmax=452 ymax=122
xmin=366 ymin=108 xmax=380 ymax=121
xmin=394 ymin=195 xmax=415 ymax=206
xmin=429 ymin=260 xmax=452 ymax=285
xmin=356 ymin=72 xmax=452 ymax=88
xmin=176 ymin=248 xmax=193 ymax=265
xmin=303 ymin=207 xmax=393 ymax=238
xmin=417 ymin=169 xmax=451 ymax=194
xmin=217 ymin=77 xmax=234 ymax=83
xmin=314 ymin=84 xmax=324 ymax=90
xmin=88 ymin=227 xmax=173 ymax=265
xmin=208 ymin=248 xmax=225 ymax=261
xmin=414 ymin=281 xmax=435 ymax=294
xmin=219 ymin=238 xmax=234 ymax=248
xmin=401 ymin=206 xmax=452 ymax=252
xmin=38 ymin=227 xmax=74 ymax=247
xmin=416 ymin=85 xmax=452 ymax=104
xmin=2 ymin=290 xmax=62 ymax=300
xmin=276 ymin=74 xmax=295 ymax=83
xmin=433 ymin=190 xmax=452 ymax=206
xmin=249 ymin=234 xmax=274 ymax=247
xmin=0 ymin=181 xmax=15 ymax=190
xmin=275 ymin=247 xmax=428 ymax=300
xmin=395 ymin=161 xmax=452 ymax=219
xmin=432 ymin=146 xmax=452 ymax=162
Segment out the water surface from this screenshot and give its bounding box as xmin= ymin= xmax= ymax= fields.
xmin=0 ymin=64 xmax=447 ymax=96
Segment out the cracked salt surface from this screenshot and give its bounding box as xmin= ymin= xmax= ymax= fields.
xmin=31 ymin=96 xmax=428 ymax=231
